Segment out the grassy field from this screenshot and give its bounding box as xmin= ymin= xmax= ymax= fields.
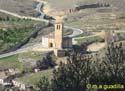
xmin=0 ymin=51 xmax=45 ymax=70
xmin=66 ymin=9 xmax=125 ymax=31
xmin=0 ymin=54 xmax=22 ymax=70
xmin=0 ymin=12 xmax=44 ymax=52
xmin=75 ymin=36 xmax=104 ymax=45
xmin=46 ymin=0 xmax=125 ymax=10
xmin=0 ymin=12 xmax=41 ymax=28
xmin=61 ymin=0 xmax=125 ymax=31
xmin=17 ymin=69 xmax=53 ymax=84
xmin=1 ymin=0 xmax=125 ymax=31
xmin=0 ymin=0 xmax=37 ymax=16
xmin=19 ymin=51 xmax=45 ymax=61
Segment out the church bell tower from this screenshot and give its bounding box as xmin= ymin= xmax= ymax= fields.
xmin=54 ymin=21 xmax=63 ymax=49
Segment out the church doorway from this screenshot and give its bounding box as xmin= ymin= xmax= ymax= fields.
xmin=49 ymin=43 xmax=53 ymax=47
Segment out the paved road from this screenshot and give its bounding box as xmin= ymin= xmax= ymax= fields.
xmin=64 ymin=26 xmax=83 ymax=38
xmin=114 ymin=30 xmax=125 ymax=33
xmin=34 ymin=0 xmax=84 ymax=38
xmin=0 ymin=43 xmax=54 ymax=58
xmin=35 ymin=2 xmax=45 ymax=18
xmin=0 ymin=1 xmax=84 ymax=58
xmin=0 ymin=25 xmax=84 ymax=58
xmin=0 ymin=4 xmax=83 ymax=38
xmin=0 ymin=9 xmax=48 ymax=23
xmin=0 ymin=26 xmax=83 ymax=58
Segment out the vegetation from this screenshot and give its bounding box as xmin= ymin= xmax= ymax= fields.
xmin=0 ymin=51 xmax=45 ymax=71
xmin=75 ymin=35 xmax=104 ymax=45
xmin=0 ymin=12 xmax=40 ymax=28
xmin=0 ymin=13 xmax=44 ymax=52
xmin=65 ymin=1 xmax=125 ymax=31
xmin=90 ymin=43 xmax=125 ymax=84
xmin=36 ymin=43 xmax=125 ymax=91
xmin=36 ymin=76 xmax=50 ymax=91
xmin=36 ymin=52 xmax=56 ymax=70
xmin=0 ymin=26 xmax=35 ymax=52
xmin=0 ymin=54 xmax=21 ymax=70
xmin=17 ymin=69 xmax=53 ymax=85
xmin=0 ymin=0 xmax=37 ymax=16
xmin=19 ymin=51 xmax=45 ymax=61
xmin=0 ymin=87 xmax=5 ymax=91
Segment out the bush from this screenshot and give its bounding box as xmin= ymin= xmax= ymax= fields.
xmin=36 ymin=54 xmax=56 ymax=70
xmin=36 ymin=43 xmax=125 ymax=91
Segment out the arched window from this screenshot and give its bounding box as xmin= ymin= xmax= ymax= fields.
xmin=56 ymin=24 xmax=62 ymax=30
xmin=58 ymin=25 xmax=60 ymax=30
xmin=49 ymin=43 xmax=53 ymax=47
xmin=57 ymin=25 xmax=58 ymax=30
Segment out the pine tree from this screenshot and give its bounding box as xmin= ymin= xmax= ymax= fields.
xmin=51 ymin=52 xmax=93 ymax=91
xmin=104 ymin=43 xmax=125 ymax=84
xmin=90 ymin=43 xmax=125 ymax=85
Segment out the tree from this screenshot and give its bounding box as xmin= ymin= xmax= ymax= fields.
xmin=104 ymin=43 xmax=125 ymax=84
xmin=36 ymin=43 xmax=125 ymax=91
xmin=90 ymin=43 xmax=125 ymax=85
xmin=51 ymin=52 xmax=93 ymax=91
xmin=6 ymin=16 xmax=10 ymax=21
xmin=36 ymin=52 xmax=93 ymax=91
xmin=36 ymin=54 xmax=56 ymax=70
xmin=36 ymin=58 xmax=48 ymax=70
xmin=36 ymin=76 xmax=50 ymax=91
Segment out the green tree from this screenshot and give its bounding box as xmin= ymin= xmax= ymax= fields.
xmin=36 ymin=43 xmax=125 ymax=91
xmin=51 ymin=52 xmax=93 ymax=91
xmin=36 ymin=76 xmax=50 ymax=91
xmin=90 ymin=43 xmax=125 ymax=85
xmin=104 ymin=43 xmax=125 ymax=84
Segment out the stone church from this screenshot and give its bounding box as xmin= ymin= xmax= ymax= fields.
xmin=41 ymin=20 xmax=72 ymax=56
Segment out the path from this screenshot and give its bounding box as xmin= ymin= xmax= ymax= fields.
xmin=114 ymin=30 xmax=125 ymax=33
xmin=0 ymin=4 xmax=84 ymax=38
xmin=0 ymin=43 xmax=54 ymax=58
xmin=35 ymin=2 xmax=45 ymax=18
xmin=64 ymin=26 xmax=83 ymax=38
xmin=0 ymin=0 xmax=84 ymax=58
xmin=0 ymin=9 xmax=48 ymax=23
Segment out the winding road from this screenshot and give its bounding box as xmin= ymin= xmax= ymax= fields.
xmin=35 ymin=2 xmax=45 ymax=18
xmin=0 ymin=1 xmax=83 ymax=58
xmin=64 ymin=26 xmax=83 ymax=38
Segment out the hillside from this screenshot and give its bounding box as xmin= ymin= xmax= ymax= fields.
xmin=0 ymin=12 xmax=45 ymax=53
xmin=46 ymin=0 xmax=125 ymax=11
xmin=0 ymin=0 xmax=37 ymax=16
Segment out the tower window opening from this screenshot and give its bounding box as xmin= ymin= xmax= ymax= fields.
xmin=58 ymin=25 xmax=60 ymax=30
xmin=57 ymin=25 xmax=58 ymax=30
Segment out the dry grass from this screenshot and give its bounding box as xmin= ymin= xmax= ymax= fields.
xmin=65 ymin=8 xmax=125 ymax=31
xmin=0 ymin=0 xmax=37 ymax=16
